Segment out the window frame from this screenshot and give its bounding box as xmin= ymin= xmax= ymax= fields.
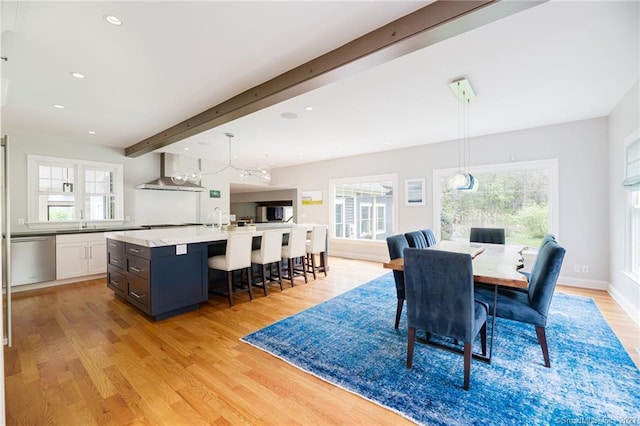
xmin=627 ymin=189 xmax=640 ymax=282
xmin=329 ymin=173 xmax=398 ymax=243
xmin=432 ymin=159 xmax=559 ymax=242
xmin=27 ymin=155 xmax=124 ymax=226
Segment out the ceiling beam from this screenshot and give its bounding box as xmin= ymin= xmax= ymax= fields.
xmin=125 ymin=0 xmax=544 ymax=157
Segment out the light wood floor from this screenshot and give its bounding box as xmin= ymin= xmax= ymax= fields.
xmin=4 ymin=257 xmax=639 ymax=425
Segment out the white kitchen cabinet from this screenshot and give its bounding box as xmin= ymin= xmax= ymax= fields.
xmin=56 ymin=233 xmax=107 ymax=279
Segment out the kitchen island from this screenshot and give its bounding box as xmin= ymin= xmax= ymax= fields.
xmin=104 ymin=224 xmax=314 ymax=320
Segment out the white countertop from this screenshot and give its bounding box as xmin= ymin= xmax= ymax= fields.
xmin=104 ymin=224 xmax=313 ymax=247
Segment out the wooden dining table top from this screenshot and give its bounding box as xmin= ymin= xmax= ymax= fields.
xmin=382 ymin=240 xmax=529 ymax=289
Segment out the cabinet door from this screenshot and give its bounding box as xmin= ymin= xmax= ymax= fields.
xmin=87 ymin=241 xmax=107 ymax=275
xmin=56 ymin=242 xmax=88 ymax=279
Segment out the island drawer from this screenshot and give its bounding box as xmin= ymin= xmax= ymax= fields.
xmin=128 ymin=256 xmax=150 ymax=280
xmin=126 ymin=243 xmax=151 ymax=259
xmin=127 ymin=274 xmax=150 ymax=311
xmin=107 ymin=268 xmax=126 ymax=296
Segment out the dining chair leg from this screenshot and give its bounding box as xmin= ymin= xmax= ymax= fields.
xmin=226 ymin=271 xmax=234 ymax=307
xmin=480 ymin=322 xmax=487 ymax=356
xmin=406 ymin=326 xmax=416 ymax=368
xmin=463 ymin=342 xmax=472 ymax=391
xmin=535 ymin=325 xmax=551 ymax=368
xmin=394 ymin=298 xmax=404 ymax=329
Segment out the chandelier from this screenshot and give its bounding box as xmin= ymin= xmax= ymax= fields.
xmin=171 ymin=132 xmax=271 ymax=185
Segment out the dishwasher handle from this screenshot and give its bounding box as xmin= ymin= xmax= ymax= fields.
xmin=12 ymin=237 xmax=53 ymax=243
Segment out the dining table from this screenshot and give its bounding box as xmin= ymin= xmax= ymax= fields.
xmin=382 ymin=240 xmax=529 ymax=363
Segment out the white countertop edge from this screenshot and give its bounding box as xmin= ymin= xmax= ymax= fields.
xmin=104 ymin=224 xmax=315 ymax=247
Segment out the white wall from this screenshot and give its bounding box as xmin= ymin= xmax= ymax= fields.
xmin=608 ymin=80 xmax=640 ymax=325
xmin=271 ymin=117 xmax=611 ymax=288
xmin=6 ymin=132 xmax=237 ymax=229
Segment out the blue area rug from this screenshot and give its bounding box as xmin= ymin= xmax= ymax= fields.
xmin=241 ymin=273 xmax=640 ymax=425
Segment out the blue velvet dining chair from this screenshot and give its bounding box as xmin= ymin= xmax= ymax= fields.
xmin=405 ymin=231 xmax=428 ymax=248
xmin=474 ymin=238 xmax=566 ymax=367
xmin=520 ymin=234 xmax=556 ymax=281
xmin=386 ymin=234 xmax=409 ymax=329
xmin=419 ymin=228 xmax=438 ymax=247
xmin=403 ymin=248 xmax=488 ymax=390
xmin=469 ymin=227 xmax=505 ymax=244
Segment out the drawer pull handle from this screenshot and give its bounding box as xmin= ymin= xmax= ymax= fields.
xmin=111 ymin=259 xmax=120 ymax=265
xmin=130 ymin=266 xmax=143 ymax=272
xmin=130 ymin=292 xmax=145 ymax=299
xmin=110 ymin=280 xmax=120 ymax=286
xmin=109 ymin=243 xmax=119 ymax=247
xmin=129 ymin=248 xmax=140 ymax=253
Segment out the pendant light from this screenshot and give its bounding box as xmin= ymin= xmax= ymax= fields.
xmin=449 ymin=78 xmax=477 ymax=191
xmin=171 ymin=133 xmax=271 ymax=184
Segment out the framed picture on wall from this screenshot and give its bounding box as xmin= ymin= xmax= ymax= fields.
xmin=405 ymin=178 xmax=426 ymax=206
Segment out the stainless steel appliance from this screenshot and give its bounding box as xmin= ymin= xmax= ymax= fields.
xmin=10 ymin=236 xmax=56 ymax=286
xmin=256 ymin=206 xmax=268 ymax=223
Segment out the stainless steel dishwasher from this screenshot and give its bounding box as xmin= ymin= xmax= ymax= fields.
xmin=10 ymin=236 xmax=56 ymax=286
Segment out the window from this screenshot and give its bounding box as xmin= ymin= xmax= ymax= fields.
xmin=335 ymin=200 xmax=345 ymax=237
xmin=433 ymin=159 xmax=558 ymax=247
xmin=376 ymin=203 xmax=386 ymax=234
xmin=630 ymin=190 xmax=640 ymax=278
xmin=330 ymin=174 xmax=397 ymax=242
xmin=28 ymin=155 xmax=124 ymax=224
xmin=360 ymin=203 xmax=372 ymax=237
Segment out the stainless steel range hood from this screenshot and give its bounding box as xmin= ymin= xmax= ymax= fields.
xmin=137 ymin=153 xmax=205 ymax=192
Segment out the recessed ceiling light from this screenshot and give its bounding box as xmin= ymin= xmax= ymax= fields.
xmin=104 ymin=15 xmax=122 ymax=26
xmin=88 ymin=130 xmax=96 ymax=135
xmin=53 ymin=104 xmax=65 ymax=109
xmin=184 ymin=147 xmax=190 ymax=151
xmin=304 ymin=106 xmax=313 ymax=111
xmin=281 ymin=112 xmax=298 ymax=119
xmin=71 ymin=72 xmax=85 ymax=79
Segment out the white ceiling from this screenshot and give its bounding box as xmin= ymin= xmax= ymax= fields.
xmin=1 ymin=1 xmax=639 ymax=174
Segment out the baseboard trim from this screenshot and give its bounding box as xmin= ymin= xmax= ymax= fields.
xmin=557 ymin=276 xmax=608 ymax=290
xmin=608 ymin=284 xmax=640 ymax=327
xmin=11 ymin=273 xmax=106 ymax=293
xmin=330 ymin=249 xmax=386 ymax=263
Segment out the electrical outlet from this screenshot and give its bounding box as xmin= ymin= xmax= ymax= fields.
xmin=17 ymin=218 xmax=24 ymax=225
xmin=581 ymin=265 xmax=589 ymax=273
xmin=573 ymin=264 xmax=580 ymax=273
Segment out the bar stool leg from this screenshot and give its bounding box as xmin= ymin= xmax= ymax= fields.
xmin=261 ymin=265 xmax=268 ymax=296
xmin=276 ymin=262 xmax=283 ymax=290
xmin=226 ymin=271 xmax=234 ymax=307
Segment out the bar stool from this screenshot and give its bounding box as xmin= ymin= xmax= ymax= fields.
xmin=281 ymin=227 xmax=308 ymax=286
xmin=251 ymin=229 xmax=284 ymax=296
xmin=208 ymin=232 xmax=253 ymax=306
xmin=306 ymin=225 xmax=328 ymax=279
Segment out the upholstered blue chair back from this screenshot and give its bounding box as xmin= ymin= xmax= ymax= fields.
xmin=405 ymin=231 xmax=428 ymax=249
xmin=470 ymin=227 xmax=505 ymax=244
xmin=386 ymin=234 xmax=409 ymax=299
xmin=420 ymin=228 xmax=438 ymax=247
xmin=403 ymin=248 xmax=476 ymax=342
xmin=527 ymin=239 xmax=566 ymax=319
